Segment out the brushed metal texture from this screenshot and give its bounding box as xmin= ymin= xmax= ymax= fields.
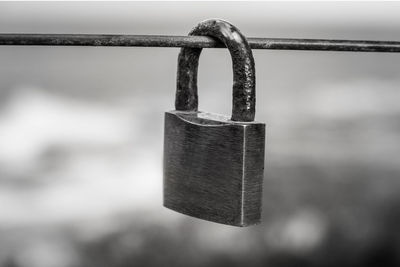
xmin=163 ymin=111 xmax=265 ymax=227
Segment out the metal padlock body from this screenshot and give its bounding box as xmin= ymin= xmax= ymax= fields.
xmin=164 ymin=110 xmax=265 ymax=226
xmin=163 ymin=19 xmax=265 ymax=227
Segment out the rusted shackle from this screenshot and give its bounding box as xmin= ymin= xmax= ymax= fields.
xmin=175 ymin=19 xmax=256 ymax=122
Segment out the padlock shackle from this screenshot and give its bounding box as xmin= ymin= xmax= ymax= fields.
xmin=175 ymin=19 xmax=256 ymax=122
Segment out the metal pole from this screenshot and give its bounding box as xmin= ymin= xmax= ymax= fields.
xmin=1 ymin=34 xmax=400 ymax=52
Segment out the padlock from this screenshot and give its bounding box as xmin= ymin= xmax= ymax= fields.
xmin=163 ymin=19 xmax=265 ymax=227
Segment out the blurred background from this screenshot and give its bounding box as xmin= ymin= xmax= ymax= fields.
xmin=0 ymin=2 xmax=399 ymax=267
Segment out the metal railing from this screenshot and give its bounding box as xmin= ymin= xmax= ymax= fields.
xmin=1 ymin=34 xmax=400 ymax=52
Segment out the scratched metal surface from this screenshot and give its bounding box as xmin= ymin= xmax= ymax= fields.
xmin=164 ymin=111 xmax=265 ymax=226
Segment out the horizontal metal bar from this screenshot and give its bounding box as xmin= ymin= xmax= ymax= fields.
xmin=1 ymin=34 xmax=400 ymax=52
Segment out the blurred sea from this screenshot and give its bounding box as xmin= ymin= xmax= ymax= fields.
xmin=0 ymin=2 xmax=399 ymax=267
